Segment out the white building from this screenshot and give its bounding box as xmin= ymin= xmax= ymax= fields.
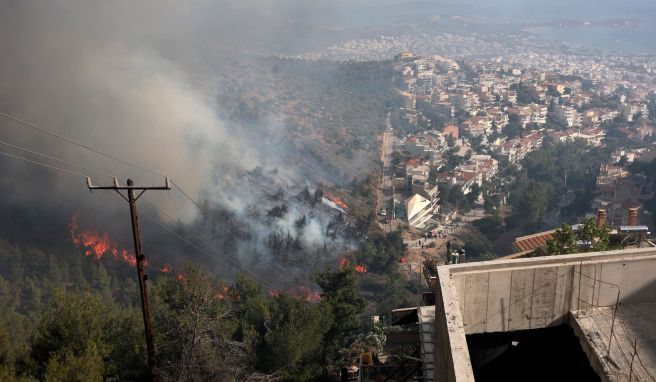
xmin=405 ymin=194 xmax=436 ymax=229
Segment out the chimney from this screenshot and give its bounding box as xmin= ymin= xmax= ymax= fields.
xmin=445 ymin=240 xmax=452 ymax=261
xmin=628 ymin=208 xmax=638 ymax=226
xmin=596 ymin=209 xmax=606 ymax=228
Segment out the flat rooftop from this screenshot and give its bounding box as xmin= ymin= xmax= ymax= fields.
xmin=430 ymin=247 xmax=656 ymax=381
xmin=571 ymin=302 xmax=656 ymax=382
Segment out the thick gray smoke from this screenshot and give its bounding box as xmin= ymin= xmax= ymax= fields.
xmin=0 ymin=1 xmax=257 ymax=220
xmin=0 ymin=0 xmax=363 ymax=282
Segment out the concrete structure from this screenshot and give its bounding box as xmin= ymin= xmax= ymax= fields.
xmin=391 ymin=306 xmax=437 ymax=380
xmin=430 ymin=248 xmax=656 ymax=381
xmin=570 ymin=303 xmax=656 ymax=381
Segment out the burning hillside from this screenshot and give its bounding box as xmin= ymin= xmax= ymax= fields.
xmin=196 ymin=164 xmax=358 ymax=277
xmin=69 ymin=213 xmax=137 ymax=267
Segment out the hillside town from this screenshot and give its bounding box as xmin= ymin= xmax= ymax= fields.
xmin=385 ymin=51 xmax=656 ymax=250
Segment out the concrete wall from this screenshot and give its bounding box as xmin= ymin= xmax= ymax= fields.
xmin=434 ymin=267 xmax=475 ymax=382
xmin=434 ymin=248 xmax=656 ymax=380
xmin=449 ymin=248 xmax=656 ymax=335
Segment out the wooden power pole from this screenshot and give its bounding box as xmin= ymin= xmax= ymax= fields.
xmin=87 ymin=176 xmax=170 ymax=379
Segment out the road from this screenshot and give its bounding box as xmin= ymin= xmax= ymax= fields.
xmin=377 ymin=113 xmax=397 ymax=230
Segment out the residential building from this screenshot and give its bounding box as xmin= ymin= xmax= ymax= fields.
xmin=405 ymin=194 xmax=437 ymax=228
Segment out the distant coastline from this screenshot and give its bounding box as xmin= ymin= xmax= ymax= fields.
xmin=528 ymin=23 xmax=656 ymax=56
xmin=525 ymin=18 xmax=641 ymax=29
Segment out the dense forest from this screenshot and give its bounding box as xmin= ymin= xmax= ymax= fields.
xmin=0 ymin=237 xmax=380 ymax=381
xmin=0 ymin=202 xmax=416 ymax=382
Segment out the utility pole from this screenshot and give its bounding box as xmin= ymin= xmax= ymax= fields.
xmin=87 ymin=177 xmax=170 ymax=379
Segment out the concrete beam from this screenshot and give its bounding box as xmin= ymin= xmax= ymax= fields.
xmin=434 ymin=267 xmax=475 ymax=382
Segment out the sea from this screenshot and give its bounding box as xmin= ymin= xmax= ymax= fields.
xmin=368 ymin=0 xmax=656 ymax=56
xmin=433 ymin=0 xmax=656 ymax=56
xmin=280 ymin=0 xmax=656 ymax=56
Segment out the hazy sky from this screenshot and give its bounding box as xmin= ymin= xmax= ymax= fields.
xmin=0 ymin=0 xmax=653 ymax=242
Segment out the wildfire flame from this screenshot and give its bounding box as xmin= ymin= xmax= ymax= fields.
xmin=306 ymin=293 xmax=322 ymax=302
xmin=354 ymin=265 xmax=367 ymax=273
xmin=296 ymin=285 xmax=321 ymax=302
xmin=160 ymin=264 xmax=172 ymax=273
xmin=215 ymin=284 xmax=230 ymax=300
xmin=69 ymin=213 xmax=137 ymax=267
xmin=324 ymin=192 xmax=349 ymax=210
xmin=338 ymin=257 xmax=349 ymax=269
xmin=338 ymin=257 xmax=367 ymax=273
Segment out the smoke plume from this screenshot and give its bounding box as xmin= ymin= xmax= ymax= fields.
xmin=0 ymin=0 xmax=366 ymax=284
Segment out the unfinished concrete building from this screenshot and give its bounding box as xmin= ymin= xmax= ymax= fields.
xmin=426 ymin=247 xmax=656 ymax=381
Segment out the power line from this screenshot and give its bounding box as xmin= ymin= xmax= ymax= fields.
xmin=138 ymin=207 xmax=276 ymax=290
xmin=0 ymin=112 xmax=333 ymax=294
xmin=140 ymin=197 xmax=277 ymax=290
xmin=0 ymin=149 xmax=87 ymax=178
xmin=0 ymin=111 xmax=165 ymax=178
xmin=89 ymin=179 xmax=169 ymax=375
xmin=0 ymin=142 xmax=223 ymax=275
xmin=0 ymin=112 xmax=211 ymax=224
xmin=0 ymin=133 xmax=276 ymax=290
xmin=171 ymin=181 xmax=204 ymax=211
xmin=0 ymin=139 xmax=116 ymax=179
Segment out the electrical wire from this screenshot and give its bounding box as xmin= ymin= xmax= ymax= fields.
xmin=1 ymin=112 xmax=215 ymax=227
xmin=0 ymin=149 xmax=87 ymax=178
xmin=0 ymin=139 xmax=116 ymax=179
xmin=138 ymin=209 xmax=276 ymax=290
xmin=140 ymin=197 xmax=277 ymax=289
xmin=366 ymin=270 xmax=414 ymax=309
xmin=170 ymin=181 xmax=204 ymax=211
xmin=0 ymin=139 xmax=276 ymax=289
xmin=0 ymin=112 xmax=344 ymax=295
xmin=0 ymin=111 xmax=165 ymax=178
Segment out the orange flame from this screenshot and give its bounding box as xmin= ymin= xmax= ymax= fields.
xmin=296 ymin=285 xmax=322 ymax=302
xmin=338 ymin=257 xmax=367 ymax=273
xmin=338 ymin=257 xmax=349 ymax=269
xmin=69 ymin=213 xmax=137 ymax=267
xmin=324 ymin=192 xmax=349 ymax=210
xmin=160 ymin=264 xmax=172 ymax=273
xmin=354 ymin=265 xmax=367 ymax=273
xmin=215 ymin=284 xmax=230 ymax=300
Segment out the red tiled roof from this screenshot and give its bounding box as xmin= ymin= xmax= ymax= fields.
xmin=405 ymin=158 xmax=420 ymax=167
xmin=512 ymin=230 xmax=556 ymax=253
